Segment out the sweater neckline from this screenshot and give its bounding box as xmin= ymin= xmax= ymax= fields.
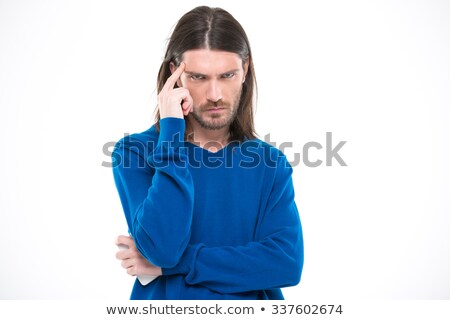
xmin=185 ymin=140 xmax=237 ymax=155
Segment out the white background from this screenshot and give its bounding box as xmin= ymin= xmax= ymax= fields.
xmin=0 ymin=0 xmax=449 ymax=300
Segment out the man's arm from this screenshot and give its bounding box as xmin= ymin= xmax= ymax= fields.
xmin=112 ymin=117 xmax=194 ymax=268
xmin=161 ymin=154 xmax=303 ymax=294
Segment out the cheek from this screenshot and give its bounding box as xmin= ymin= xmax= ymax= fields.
xmin=183 ymin=84 xmax=204 ymax=105
xmin=224 ymin=82 xmax=243 ymax=98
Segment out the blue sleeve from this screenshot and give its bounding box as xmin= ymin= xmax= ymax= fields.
xmin=111 ymin=118 xmax=194 ymax=268
xmin=163 ymin=154 xmax=304 ymax=294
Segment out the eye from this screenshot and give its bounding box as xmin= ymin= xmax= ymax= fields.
xmin=222 ymin=73 xmax=235 ymax=79
xmin=189 ymin=74 xmax=205 ymax=81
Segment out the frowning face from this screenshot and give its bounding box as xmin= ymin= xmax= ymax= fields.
xmin=171 ymin=49 xmax=248 ymax=130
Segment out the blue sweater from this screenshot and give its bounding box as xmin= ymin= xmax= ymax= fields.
xmin=112 ymin=118 xmax=303 ymax=300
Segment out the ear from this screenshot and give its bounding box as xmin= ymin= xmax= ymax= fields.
xmin=169 ymin=62 xmax=176 ymax=74
xmin=242 ymin=57 xmax=249 ymax=83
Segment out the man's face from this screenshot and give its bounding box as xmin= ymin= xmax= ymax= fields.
xmin=173 ymin=49 xmax=248 ymax=130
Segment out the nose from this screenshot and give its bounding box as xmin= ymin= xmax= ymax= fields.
xmin=206 ymin=80 xmax=222 ymax=102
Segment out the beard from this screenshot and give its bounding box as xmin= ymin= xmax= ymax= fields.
xmin=189 ymin=89 xmax=241 ymax=130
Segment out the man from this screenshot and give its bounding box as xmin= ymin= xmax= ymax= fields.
xmin=112 ymin=6 xmax=303 ymax=300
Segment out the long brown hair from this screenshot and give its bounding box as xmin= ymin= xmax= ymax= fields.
xmin=154 ymin=6 xmax=257 ymax=142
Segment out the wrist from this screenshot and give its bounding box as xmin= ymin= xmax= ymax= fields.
xmin=158 ymin=117 xmax=186 ymax=147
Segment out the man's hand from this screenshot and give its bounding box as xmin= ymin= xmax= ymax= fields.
xmin=115 ymin=235 xmax=163 ymax=277
xmin=158 ymin=62 xmax=193 ymax=119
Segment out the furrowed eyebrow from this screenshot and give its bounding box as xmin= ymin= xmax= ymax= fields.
xmin=220 ymin=69 xmax=240 ymax=76
xmin=184 ymin=71 xmax=206 ymax=77
xmin=184 ymin=69 xmax=240 ymax=77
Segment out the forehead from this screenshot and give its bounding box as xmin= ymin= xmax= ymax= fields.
xmin=182 ymin=49 xmax=242 ymax=74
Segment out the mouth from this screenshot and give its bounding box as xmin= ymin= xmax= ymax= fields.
xmin=206 ymin=107 xmax=225 ymax=112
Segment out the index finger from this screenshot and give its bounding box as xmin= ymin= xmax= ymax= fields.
xmin=163 ymin=62 xmax=185 ymax=91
